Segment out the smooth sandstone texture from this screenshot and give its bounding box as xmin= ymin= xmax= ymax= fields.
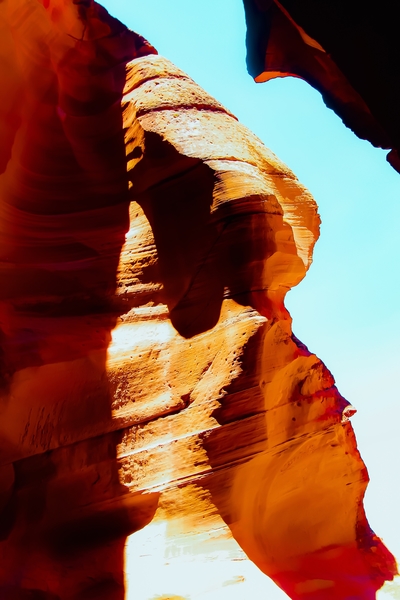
xmin=0 ymin=1 xmax=396 ymax=599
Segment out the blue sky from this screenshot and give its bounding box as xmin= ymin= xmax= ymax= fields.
xmin=101 ymin=0 xmax=400 ymax=593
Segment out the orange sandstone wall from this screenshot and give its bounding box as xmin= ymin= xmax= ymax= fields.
xmin=0 ymin=2 xmax=396 ymax=599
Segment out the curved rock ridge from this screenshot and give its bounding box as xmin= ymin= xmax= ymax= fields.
xmin=0 ymin=2 xmax=396 ymax=599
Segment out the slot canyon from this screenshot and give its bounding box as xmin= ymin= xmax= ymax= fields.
xmin=0 ymin=1 xmax=398 ymax=599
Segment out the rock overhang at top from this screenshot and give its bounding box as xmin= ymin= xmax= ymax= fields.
xmin=242 ymin=0 xmax=400 ymax=173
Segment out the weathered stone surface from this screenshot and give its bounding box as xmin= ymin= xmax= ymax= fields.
xmin=0 ymin=1 xmax=396 ymax=599
xmin=243 ymin=0 xmax=400 ymax=172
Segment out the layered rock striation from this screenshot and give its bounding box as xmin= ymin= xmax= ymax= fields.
xmin=0 ymin=1 xmax=396 ymax=599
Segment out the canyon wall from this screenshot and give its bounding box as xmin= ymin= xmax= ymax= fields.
xmin=0 ymin=1 xmax=396 ymax=598
xmin=243 ymin=0 xmax=400 ymax=172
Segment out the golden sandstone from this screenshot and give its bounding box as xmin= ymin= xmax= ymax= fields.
xmin=0 ymin=1 xmax=396 ymax=598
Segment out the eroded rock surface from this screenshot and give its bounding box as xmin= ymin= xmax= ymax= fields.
xmin=0 ymin=1 xmax=396 ymax=599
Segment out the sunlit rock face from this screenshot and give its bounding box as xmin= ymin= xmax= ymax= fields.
xmin=242 ymin=0 xmax=400 ymax=173
xmin=0 ymin=2 xmax=396 ymax=599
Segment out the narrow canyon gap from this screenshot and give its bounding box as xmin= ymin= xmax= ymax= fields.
xmin=0 ymin=2 xmax=396 ymax=599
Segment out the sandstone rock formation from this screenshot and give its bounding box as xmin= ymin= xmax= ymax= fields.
xmin=243 ymin=0 xmax=400 ymax=172
xmin=0 ymin=1 xmax=396 ymax=599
